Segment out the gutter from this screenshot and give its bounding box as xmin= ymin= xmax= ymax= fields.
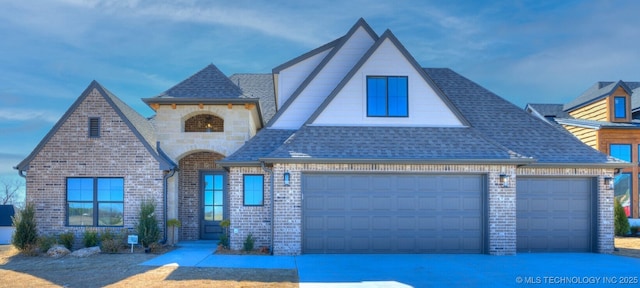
xmin=14 ymin=166 xmax=26 ymax=178
xmin=260 ymin=161 xmax=275 ymax=255
xmin=160 ymin=167 xmax=176 ymax=244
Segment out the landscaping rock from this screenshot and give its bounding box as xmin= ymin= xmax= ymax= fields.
xmin=71 ymin=246 xmax=101 ymax=257
xmin=47 ymin=245 xmax=70 ymax=258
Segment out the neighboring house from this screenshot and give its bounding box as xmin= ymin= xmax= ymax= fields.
xmin=16 ymin=19 xmax=623 ymax=255
xmin=0 ymin=205 xmax=16 ymax=244
xmin=527 ymin=81 xmax=640 ymax=218
xmin=219 ymin=19 xmax=623 ymax=255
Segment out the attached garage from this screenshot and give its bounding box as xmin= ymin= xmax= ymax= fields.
xmin=516 ymin=177 xmax=596 ymax=252
xmin=302 ymin=173 xmax=485 ymax=254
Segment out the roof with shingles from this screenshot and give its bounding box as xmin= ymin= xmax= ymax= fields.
xmin=220 ymin=128 xmax=297 ymax=163
xmin=229 ymin=73 xmax=276 ymax=123
xmin=153 ymin=64 xmax=243 ymax=99
xmin=262 ymin=126 xmax=522 ymax=161
xmin=564 ymin=80 xmax=640 ymax=112
xmin=526 ymin=104 xmax=570 ymax=119
xmin=424 ymin=68 xmax=616 ymax=164
xmin=15 ymin=81 xmax=176 ymax=171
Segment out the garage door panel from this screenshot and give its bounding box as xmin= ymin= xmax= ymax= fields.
xmin=517 ymin=177 xmax=592 ymax=253
xmin=303 ymin=174 xmax=484 ymax=254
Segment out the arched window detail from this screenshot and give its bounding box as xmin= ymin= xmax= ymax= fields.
xmin=184 ymin=114 xmax=224 ymax=132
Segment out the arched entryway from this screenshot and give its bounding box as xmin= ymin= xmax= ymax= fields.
xmin=178 ymin=151 xmax=225 ymax=240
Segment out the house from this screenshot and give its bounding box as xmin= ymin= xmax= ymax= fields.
xmin=527 ymin=81 xmax=640 ymax=218
xmin=15 ymin=18 xmax=623 ymax=255
xmin=0 ymin=205 xmax=16 ymax=244
xmin=219 ymin=19 xmax=624 ymax=255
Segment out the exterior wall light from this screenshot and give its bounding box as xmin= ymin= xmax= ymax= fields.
xmin=604 ymin=176 xmax=614 ymax=190
xmin=284 ymin=171 xmax=290 ymax=186
xmin=499 ymin=174 xmax=509 ymax=188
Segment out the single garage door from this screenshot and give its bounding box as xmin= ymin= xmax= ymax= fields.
xmin=516 ymin=177 xmax=594 ymax=252
xmin=302 ymin=173 xmax=485 ymax=254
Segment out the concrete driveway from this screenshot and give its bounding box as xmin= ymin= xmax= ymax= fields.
xmin=295 ymin=253 xmax=640 ymax=287
xmin=144 ymin=244 xmax=640 ymax=287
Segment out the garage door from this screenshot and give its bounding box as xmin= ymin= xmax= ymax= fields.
xmin=302 ymin=174 xmax=485 ymax=254
xmin=516 ymin=177 xmax=594 ymax=252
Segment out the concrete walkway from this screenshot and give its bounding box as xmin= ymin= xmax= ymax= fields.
xmin=142 ymin=243 xmax=640 ymax=287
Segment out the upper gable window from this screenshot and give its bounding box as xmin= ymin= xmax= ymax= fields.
xmin=614 ymin=96 xmax=627 ymax=119
xmin=88 ymin=117 xmax=100 ymax=138
xmin=184 ymin=114 xmax=224 ymax=132
xmin=367 ymin=76 xmax=408 ymax=117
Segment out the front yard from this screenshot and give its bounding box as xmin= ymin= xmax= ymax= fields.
xmin=0 ymin=245 xmax=298 ymax=288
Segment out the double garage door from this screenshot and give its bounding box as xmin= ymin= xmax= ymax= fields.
xmin=302 ymin=174 xmax=595 ymax=254
xmin=302 ymin=174 xmax=485 ymax=254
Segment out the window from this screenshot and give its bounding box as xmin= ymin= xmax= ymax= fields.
xmin=67 ymin=178 xmax=124 ymax=226
xmin=89 ymin=117 xmax=100 ymax=138
xmin=243 ymin=175 xmax=264 ymax=206
xmin=614 ymin=96 xmax=627 ymax=119
xmin=614 ymin=173 xmax=631 ymax=217
xmin=367 ymin=76 xmax=408 ymax=117
xmin=184 ymin=114 xmax=224 ymax=132
xmin=610 ymin=144 xmax=631 ymax=162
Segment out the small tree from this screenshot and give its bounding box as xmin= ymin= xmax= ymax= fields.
xmin=137 ymin=200 xmax=160 ymax=248
xmin=11 ymin=202 xmax=38 ymax=252
xmin=614 ymin=198 xmax=630 ymax=236
xmin=1 ymin=177 xmax=24 ymax=207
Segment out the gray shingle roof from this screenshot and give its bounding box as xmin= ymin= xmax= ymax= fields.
xmin=220 ymin=128 xmax=296 ymax=164
xmin=526 ymin=104 xmax=570 ymax=119
xmin=564 ymin=80 xmax=640 ymax=112
xmin=229 ymin=73 xmax=276 ymax=123
xmin=424 ymin=68 xmax=615 ymax=164
xmin=154 ymin=64 xmax=243 ymax=99
xmin=262 ymin=126 xmax=523 ymax=162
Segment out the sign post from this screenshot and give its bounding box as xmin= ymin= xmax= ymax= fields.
xmin=128 ymin=235 xmax=138 ymax=253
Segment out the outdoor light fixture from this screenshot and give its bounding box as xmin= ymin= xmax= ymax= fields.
xmin=499 ymin=174 xmax=509 ymax=188
xmin=604 ymin=176 xmax=614 ymax=190
xmin=284 ymin=171 xmax=290 ymax=186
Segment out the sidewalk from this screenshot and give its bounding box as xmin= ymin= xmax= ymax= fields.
xmin=140 ymin=241 xmax=297 ymax=269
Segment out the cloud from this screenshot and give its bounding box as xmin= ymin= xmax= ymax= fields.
xmin=0 ymin=108 xmax=62 ymax=123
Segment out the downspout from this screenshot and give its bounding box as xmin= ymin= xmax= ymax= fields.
xmin=161 ymin=168 xmax=176 ymax=244
xmin=261 ymin=162 xmax=275 ymax=255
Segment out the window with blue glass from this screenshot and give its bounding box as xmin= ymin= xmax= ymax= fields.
xmin=243 ymin=175 xmax=264 ymax=206
xmin=367 ymin=76 xmax=408 ymax=117
xmin=610 ymin=144 xmax=631 ymax=162
xmin=614 ymin=96 xmax=627 ymax=119
xmin=67 ymin=178 xmax=124 ymax=226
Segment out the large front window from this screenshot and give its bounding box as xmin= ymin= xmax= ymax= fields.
xmin=367 ymin=76 xmax=408 ymax=117
xmin=67 ymin=178 xmax=124 ymax=226
xmin=614 ymin=96 xmax=627 ymax=119
xmin=615 ymin=173 xmax=632 ymax=217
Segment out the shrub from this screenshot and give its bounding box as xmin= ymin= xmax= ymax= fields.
xmin=83 ymin=229 xmax=99 ymax=247
xmin=243 ymin=234 xmax=254 ymax=252
xmin=12 ymin=203 xmax=38 ymax=252
xmin=137 ymin=200 xmax=160 ymax=248
xmin=614 ymin=198 xmax=630 ymax=236
xmin=37 ymin=235 xmax=58 ymax=252
xmin=631 ymin=226 xmax=640 ymax=236
xmin=218 ymin=234 xmax=229 ymax=249
xmin=59 ymin=232 xmax=75 ymax=250
xmin=218 ymin=219 xmax=230 ymax=248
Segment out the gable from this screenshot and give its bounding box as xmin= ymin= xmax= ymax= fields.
xmin=274 ymin=43 xmax=335 ymax=109
xmin=16 ymin=82 xmax=174 ymax=172
xmin=269 ymin=22 xmax=378 ymax=129
xmin=310 ymin=37 xmax=465 ymax=127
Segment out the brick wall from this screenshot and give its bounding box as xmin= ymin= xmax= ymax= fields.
xmin=177 ymin=151 xmax=224 ymax=240
xmin=24 ymin=88 xmax=165 ymax=241
xmin=229 ymin=163 xmax=613 ymax=255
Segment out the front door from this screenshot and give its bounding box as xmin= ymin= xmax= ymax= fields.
xmin=201 ymin=172 xmax=224 ymax=240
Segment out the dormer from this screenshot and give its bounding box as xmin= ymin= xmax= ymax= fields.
xmin=608 ymin=85 xmax=631 ymax=123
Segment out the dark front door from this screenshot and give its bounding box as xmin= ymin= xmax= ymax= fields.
xmin=201 ymin=172 xmax=225 ymax=240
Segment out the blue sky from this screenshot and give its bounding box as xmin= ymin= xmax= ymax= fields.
xmin=1 ymin=0 xmax=639 ymax=199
